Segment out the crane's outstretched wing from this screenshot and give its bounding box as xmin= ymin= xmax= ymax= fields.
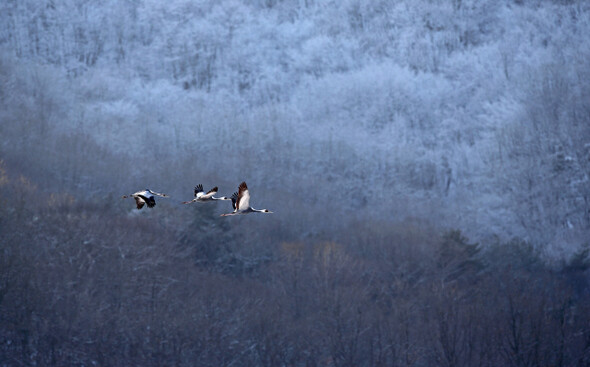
xmin=146 ymin=196 xmax=156 ymax=207
xmin=194 ymin=184 xmax=204 ymax=198
xmin=138 ymin=194 xmax=156 ymax=208
xmin=201 ymin=186 xmax=218 ymax=199
xmin=230 ymin=192 xmax=238 ymax=210
xmin=133 ymin=196 xmax=146 ymax=209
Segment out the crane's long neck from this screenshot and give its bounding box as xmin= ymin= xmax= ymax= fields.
xmin=212 ymin=196 xmax=230 ymax=201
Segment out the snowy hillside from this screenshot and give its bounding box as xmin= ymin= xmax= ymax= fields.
xmin=1 ymin=0 xmax=589 ymax=250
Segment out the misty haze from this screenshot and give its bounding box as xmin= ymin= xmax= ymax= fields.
xmin=1 ymin=0 xmax=589 ymax=365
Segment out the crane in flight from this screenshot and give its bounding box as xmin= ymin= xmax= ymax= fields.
xmin=221 ymin=182 xmax=272 ymax=216
xmin=122 ymin=189 xmax=169 ymax=210
xmin=182 ymin=184 xmax=230 ymax=204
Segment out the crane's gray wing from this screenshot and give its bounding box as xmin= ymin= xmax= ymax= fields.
xmin=194 ymin=184 xmax=204 ymax=198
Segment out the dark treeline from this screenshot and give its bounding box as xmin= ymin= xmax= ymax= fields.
xmin=1 ymin=162 xmax=589 ymax=366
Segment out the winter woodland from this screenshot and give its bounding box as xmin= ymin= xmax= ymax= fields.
xmin=1 ymin=0 xmax=590 ymax=365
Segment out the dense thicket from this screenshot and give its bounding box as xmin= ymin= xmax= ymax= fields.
xmin=1 ymin=0 xmax=590 ymax=365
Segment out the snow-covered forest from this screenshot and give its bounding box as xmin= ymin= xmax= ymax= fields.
xmin=1 ymin=0 xmax=590 ymax=365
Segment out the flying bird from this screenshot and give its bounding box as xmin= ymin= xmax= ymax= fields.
xmin=122 ymin=189 xmax=169 ymax=210
xmin=182 ymin=184 xmax=230 ymax=204
xmin=221 ymin=181 xmax=272 ymax=216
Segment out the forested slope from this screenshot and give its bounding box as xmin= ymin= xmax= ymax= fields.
xmin=1 ymin=0 xmax=589 ymax=250
xmin=1 ymin=0 xmax=590 ymax=365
